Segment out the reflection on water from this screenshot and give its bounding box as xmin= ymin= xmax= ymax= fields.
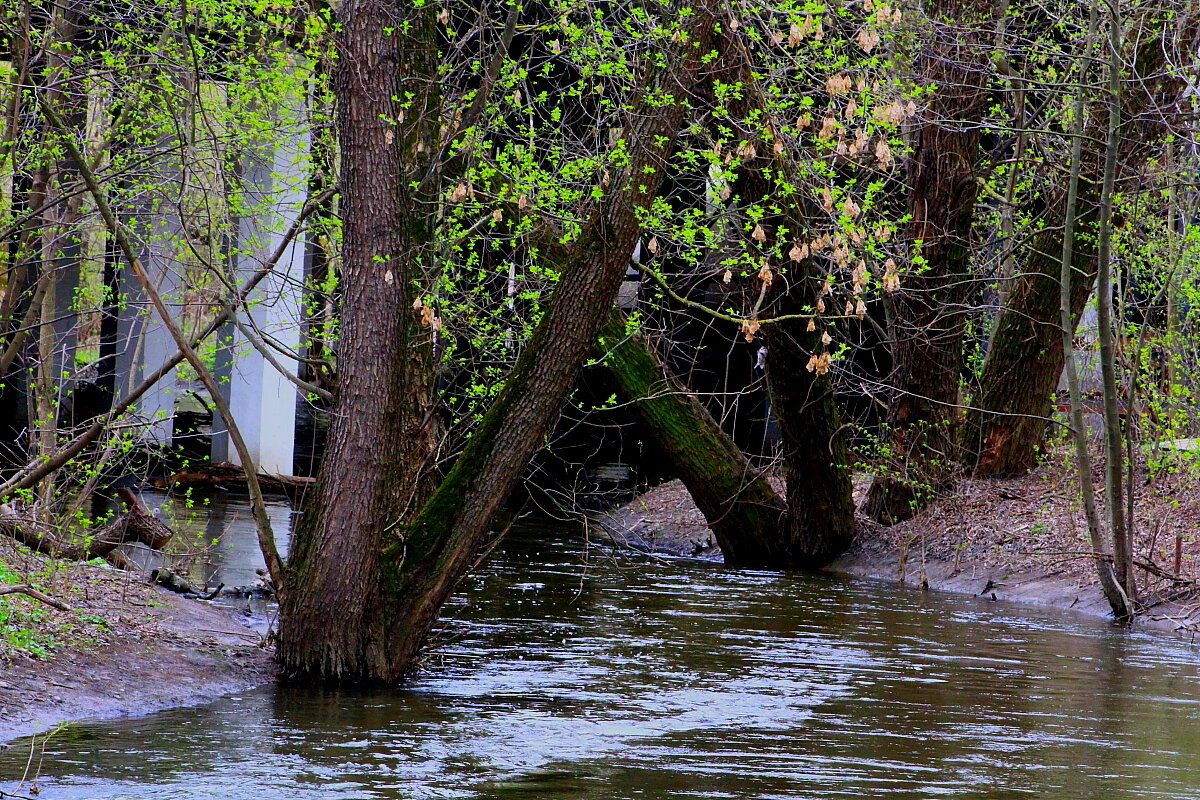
xmin=134 ymin=490 xmax=295 ymax=590
xmin=4 ymin=510 xmax=1200 ymax=799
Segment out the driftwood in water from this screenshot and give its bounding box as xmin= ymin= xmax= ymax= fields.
xmin=162 ymin=461 xmax=314 ymax=502
xmin=0 ymin=487 xmax=173 ymax=567
xmin=150 ymin=567 xmax=206 ymax=595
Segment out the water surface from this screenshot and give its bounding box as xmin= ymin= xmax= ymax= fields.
xmin=3 ymin=505 xmax=1200 ymax=799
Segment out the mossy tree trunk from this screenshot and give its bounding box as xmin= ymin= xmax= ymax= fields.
xmin=862 ymin=0 xmax=999 ymax=522
xmin=278 ymin=3 xmax=717 ymax=684
xmin=596 ymin=310 xmax=786 ymax=565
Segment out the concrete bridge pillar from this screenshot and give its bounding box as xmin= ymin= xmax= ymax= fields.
xmin=211 ymin=92 xmax=309 ymax=476
xmin=113 ymin=212 xmax=185 ymax=444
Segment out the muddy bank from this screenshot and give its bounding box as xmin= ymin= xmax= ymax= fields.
xmin=595 ymin=456 xmax=1200 ymax=635
xmin=0 ymin=542 xmax=274 ymax=744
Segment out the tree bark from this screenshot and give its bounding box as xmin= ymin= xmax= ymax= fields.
xmin=278 ymin=3 xmax=718 ymax=684
xmin=711 ymin=27 xmax=858 ymax=568
xmin=862 ymin=0 xmax=998 ymax=523
xmin=596 ymin=310 xmax=786 ymax=565
xmin=966 ymin=7 xmax=1196 ymax=477
xmin=1055 ymin=3 xmax=1130 ymax=618
xmin=278 ymin=0 xmax=443 ymax=682
xmin=964 ymin=185 xmax=1101 ymax=478
xmin=763 ymin=303 xmax=858 ymax=568
xmin=1095 ymin=0 xmax=1132 ymax=602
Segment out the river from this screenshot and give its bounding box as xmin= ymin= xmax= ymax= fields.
xmin=3 ymin=494 xmax=1200 ymax=798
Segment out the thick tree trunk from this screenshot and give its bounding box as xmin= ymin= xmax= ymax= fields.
xmin=278 ymin=4 xmax=717 ymax=684
xmin=966 ymin=9 xmax=1195 ymax=477
xmin=862 ymin=0 xmax=998 ymax=523
xmin=702 ymin=26 xmax=857 ymax=568
xmin=596 ymin=310 xmax=786 ymax=565
xmin=763 ymin=299 xmax=857 ymax=568
xmin=277 ymin=0 xmax=443 ymax=681
xmin=964 ymin=189 xmax=1101 ymax=478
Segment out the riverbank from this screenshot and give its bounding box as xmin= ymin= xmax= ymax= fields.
xmin=0 ymin=537 xmax=274 ymax=744
xmin=596 ymin=448 xmax=1200 ymax=634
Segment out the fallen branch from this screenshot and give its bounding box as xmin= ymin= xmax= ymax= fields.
xmin=161 ymin=461 xmax=314 ymax=503
xmin=150 ymin=567 xmax=204 ymax=595
xmin=1135 ymin=558 xmax=1197 ymax=585
xmin=0 ymin=584 xmax=71 ymax=612
xmin=0 ymin=488 xmax=173 ymax=566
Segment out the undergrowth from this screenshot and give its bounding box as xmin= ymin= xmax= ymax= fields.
xmin=0 ymin=556 xmax=110 ymax=660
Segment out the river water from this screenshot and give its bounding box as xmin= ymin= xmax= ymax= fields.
xmin=4 ymin=495 xmax=1200 ymax=799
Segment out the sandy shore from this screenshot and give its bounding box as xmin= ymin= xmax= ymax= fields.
xmin=0 ymin=541 xmax=273 ymax=744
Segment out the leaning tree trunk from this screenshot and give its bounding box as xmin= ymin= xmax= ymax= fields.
xmin=596 ymin=310 xmax=786 ymax=565
xmin=862 ymin=0 xmax=998 ymax=523
xmin=277 ymin=0 xmax=443 ymax=681
xmin=278 ymin=3 xmax=718 ymax=684
xmin=965 ymin=6 xmax=1194 ymax=477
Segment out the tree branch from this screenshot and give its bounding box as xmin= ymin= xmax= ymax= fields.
xmin=0 ymin=584 xmax=71 ymax=612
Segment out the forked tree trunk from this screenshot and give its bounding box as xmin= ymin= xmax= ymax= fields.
xmin=862 ymin=0 xmax=998 ymax=523
xmin=596 ymin=310 xmax=786 ymax=565
xmin=716 ymin=29 xmax=857 ymax=568
xmin=278 ymin=0 xmax=443 ymax=681
xmin=763 ymin=304 xmax=857 ymax=568
xmin=1055 ymin=4 xmax=1130 ymax=618
xmin=278 ymin=3 xmax=718 ymax=684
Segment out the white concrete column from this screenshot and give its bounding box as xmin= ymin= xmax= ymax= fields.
xmin=113 ymin=204 xmax=185 ymax=443
xmin=212 ymin=77 xmax=309 ymax=476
